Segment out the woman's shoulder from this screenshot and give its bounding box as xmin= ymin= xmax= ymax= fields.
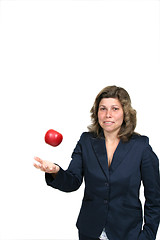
xmin=131 ymin=133 xmax=149 ymax=145
xmin=80 ymin=131 xmax=96 ymax=139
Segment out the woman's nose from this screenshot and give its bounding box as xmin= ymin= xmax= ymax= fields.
xmin=106 ymin=110 xmax=112 ymax=118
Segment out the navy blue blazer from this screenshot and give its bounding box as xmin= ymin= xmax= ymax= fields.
xmin=45 ymin=132 xmax=160 ymax=240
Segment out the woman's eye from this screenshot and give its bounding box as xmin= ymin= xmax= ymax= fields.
xmin=113 ymin=107 xmax=119 ymax=111
xmin=100 ymin=107 xmax=106 ymax=111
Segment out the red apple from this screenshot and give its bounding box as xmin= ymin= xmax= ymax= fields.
xmin=45 ymin=129 xmax=63 ymax=147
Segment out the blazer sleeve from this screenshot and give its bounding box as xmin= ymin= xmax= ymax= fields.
xmin=139 ymin=137 xmax=160 ymax=240
xmin=45 ymin=133 xmax=84 ymax=192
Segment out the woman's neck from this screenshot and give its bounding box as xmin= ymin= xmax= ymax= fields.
xmin=104 ymin=131 xmax=119 ymax=144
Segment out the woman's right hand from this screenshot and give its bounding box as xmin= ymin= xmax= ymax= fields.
xmin=33 ymin=156 xmax=60 ymax=174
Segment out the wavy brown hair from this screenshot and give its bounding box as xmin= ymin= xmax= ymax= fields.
xmin=88 ymin=85 xmax=138 ymax=142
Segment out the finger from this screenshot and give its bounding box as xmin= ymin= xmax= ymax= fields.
xmin=48 ymin=166 xmax=55 ymax=172
xmin=52 ymin=165 xmax=57 ymax=172
xmin=44 ymin=165 xmax=49 ymax=171
xmin=45 ymin=165 xmax=54 ymax=173
xmin=34 ymin=156 xmax=43 ymax=164
xmin=49 ymin=165 xmax=58 ymax=173
xmin=43 ymin=164 xmax=55 ymax=173
xmin=49 ymin=166 xmax=54 ymax=171
xmin=40 ymin=164 xmax=47 ymax=172
xmin=33 ymin=162 xmax=41 ymax=169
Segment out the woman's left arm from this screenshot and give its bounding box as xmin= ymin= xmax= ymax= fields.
xmin=140 ymin=137 xmax=160 ymax=240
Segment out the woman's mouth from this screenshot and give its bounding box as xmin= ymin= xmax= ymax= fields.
xmin=104 ymin=121 xmax=114 ymax=125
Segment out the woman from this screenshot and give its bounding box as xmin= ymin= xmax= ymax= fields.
xmin=34 ymin=86 xmax=160 ymax=240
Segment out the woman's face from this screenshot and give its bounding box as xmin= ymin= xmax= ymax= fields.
xmin=98 ymin=98 xmax=124 ymax=136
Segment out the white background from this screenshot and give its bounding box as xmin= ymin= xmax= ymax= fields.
xmin=0 ymin=0 xmax=160 ymax=239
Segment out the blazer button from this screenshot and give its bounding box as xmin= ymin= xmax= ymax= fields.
xmin=104 ymin=200 xmax=108 ymax=204
xmin=105 ymin=182 xmax=109 ymax=187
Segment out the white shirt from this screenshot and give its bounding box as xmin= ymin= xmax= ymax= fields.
xmin=99 ymin=229 xmax=109 ymax=240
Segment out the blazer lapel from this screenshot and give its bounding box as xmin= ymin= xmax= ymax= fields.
xmin=91 ymin=137 xmax=109 ymax=180
xmin=90 ymin=135 xmax=137 ymax=177
xmin=110 ymin=137 xmax=136 ymax=172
